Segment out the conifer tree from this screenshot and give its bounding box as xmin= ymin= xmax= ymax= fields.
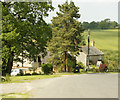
xmin=47 ymin=1 xmax=85 ymax=72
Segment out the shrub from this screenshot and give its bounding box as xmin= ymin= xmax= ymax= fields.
xmin=41 ymin=63 xmax=53 ymax=75
xmin=80 ymin=69 xmax=85 ymax=72
xmin=57 ymin=67 xmax=62 ymax=73
xmin=77 ymin=62 xmax=84 ymax=69
xmin=99 ymin=64 xmax=108 ymax=72
xmin=90 ymin=65 xmax=99 ymax=72
xmin=108 ymin=65 xmax=119 ymax=72
xmin=108 ymin=65 xmax=114 ymax=72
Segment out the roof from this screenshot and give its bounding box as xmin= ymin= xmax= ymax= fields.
xmin=81 ymin=46 xmax=104 ymax=56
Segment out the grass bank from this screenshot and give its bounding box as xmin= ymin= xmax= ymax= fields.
xmin=84 ymin=29 xmax=118 ymax=51
xmin=1 ymin=72 xmax=119 ymax=84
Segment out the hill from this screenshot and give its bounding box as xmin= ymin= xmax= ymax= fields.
xmin=84 ymin=29 xmax=118 ymax=68
xmin=84 ymin=29 xmax=118 ymax=51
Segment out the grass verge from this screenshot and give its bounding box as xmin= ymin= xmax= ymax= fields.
xmin=1 ymin=92 xmax=30 ymax=98
xmin=1 ymin=72 xmax=119 ymax=84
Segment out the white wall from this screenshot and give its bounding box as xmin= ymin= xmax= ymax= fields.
xmin=76 ymin=52 xmax=87 ymax=66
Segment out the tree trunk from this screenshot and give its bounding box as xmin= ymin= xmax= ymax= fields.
xmin=6 ymin=56 xmax=13 ymax=75
xmin=64 ymin=51 xmax=67 ymax=72
xmin=2 ymin=56 xmax=13 ymax=76
xmin=2 ymin=59 xmax=6 ymax=76
xmin=2 ymin=52 xmax=14 ymax=76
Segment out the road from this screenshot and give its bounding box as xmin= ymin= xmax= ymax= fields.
xmin=30 ymin=73 xmax=118 ymax=98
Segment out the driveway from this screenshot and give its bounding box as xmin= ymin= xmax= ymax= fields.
xmin=30 ymin=73 xmax=118 ymax=98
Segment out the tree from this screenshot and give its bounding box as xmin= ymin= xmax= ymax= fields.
xmin=99 ymin=18 xmax=110 ymax=29
xmin=47 ymin=1 xmax=85 ymax=72
xmin=82 ymin=22 xmax=90 ymax=30
xmin=110 ymin=21 xmax=118 ymax=28
xmin=89 ymin=21 xmax=99 ymax=29
xmin=2 ymin=2 xmax=54 ymax=76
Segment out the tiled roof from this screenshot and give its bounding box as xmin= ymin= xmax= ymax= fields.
xmin=81 ymin=46 xmax=104 ymax=56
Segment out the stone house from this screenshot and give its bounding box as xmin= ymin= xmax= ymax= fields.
xmin=76 ymin=42 xmax=104 ymax=67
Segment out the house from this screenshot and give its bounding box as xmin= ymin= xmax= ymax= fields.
xmin=76 ymin=40 xmax=104 ymax=67
xmin=13 ymin=51 xmax=51 ymax=68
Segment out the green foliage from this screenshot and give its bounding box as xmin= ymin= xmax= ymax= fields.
xmin=41 ymin=63 xmax=53 ymax=74
xmin=84 ymin=29 xmax=118 ymax=72
xmin=57 ymin=67 xmax=62 ymax=73
xmin=102 ymin=49 xmax=118 ymax=71
xmin=90 ymin=65 xmax=99 ymax=72
xmin=47 ymin=1 xmax=85 ymax=71
xmin=107 ymin=65 xmax=119 ymax=72
xmin=82 ymin=19 xmax=118 ymax=30
xmin=2 ymin=2 xmax=54 ymax=76
xmin=80 ymin=69 xmax=85 ymax=72
xmin=67 ymin=54 xmax=76 ymax=68
xmin=77 ymin=62 xmax=84 ymax=69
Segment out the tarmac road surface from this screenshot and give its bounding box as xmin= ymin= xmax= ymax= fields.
xmin=30 ymin=73 xmax=118 ymax=98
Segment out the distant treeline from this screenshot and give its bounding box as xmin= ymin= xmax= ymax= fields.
xmin=82 ymin=18 xmax=118 ymax=30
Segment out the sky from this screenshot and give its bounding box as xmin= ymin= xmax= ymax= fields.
xmin=44 ymin=0 xmax=119 ymax=23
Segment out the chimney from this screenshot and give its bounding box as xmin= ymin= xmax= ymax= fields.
xmin=91 ymin=40 xmax=95 ymax=46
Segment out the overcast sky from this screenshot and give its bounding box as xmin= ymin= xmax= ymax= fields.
xmin=44 ymin=0 xmax=119 ymax=23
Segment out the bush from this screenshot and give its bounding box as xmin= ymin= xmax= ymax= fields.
xmin=80 ymin=69 xmax=85 ymax=72
xmin=41 ymin=63 xmax=53 ymax=75
xmin=99 ymin=64 xmax=108 ymax=72
xmin=108 ymin=65 xmax=114 ymax=72
xmin=90 ymin=65 xmax=99 ymax=72
xmin=57 ymin=67 xmax=62 ymax=73
xmin=108 ymin=65 xmax=119 ymax=72
xmin=77 ymin=62 xmax=84 ymax=69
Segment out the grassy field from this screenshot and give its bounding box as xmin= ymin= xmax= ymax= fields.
xmin=83 ymin=29 xmax=118 ymax=68
xmin=84 ymin=29 xmax=118 ymax=51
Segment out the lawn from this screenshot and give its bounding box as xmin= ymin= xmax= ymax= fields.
xmin=1 ymin=74 xmax=62 ymax=83
xmin=1 ymin=73 xmax=82 ymax=83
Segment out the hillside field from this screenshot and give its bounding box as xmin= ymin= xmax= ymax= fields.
xmin=84 ymin=29 xmax=118 ymax=51
xmin=83 ymin=29 xmax=118 ymax=67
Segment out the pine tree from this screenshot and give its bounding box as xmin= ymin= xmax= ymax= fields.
xmin=47 ymin=1 xmax=85 ymax=72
